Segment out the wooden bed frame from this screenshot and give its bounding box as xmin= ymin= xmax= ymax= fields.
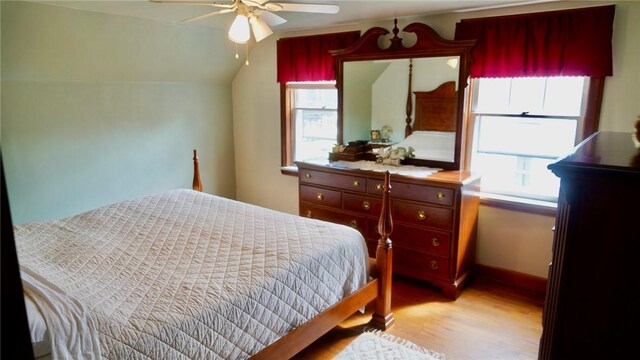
xmin=192 ymin=150 xmax=394 ymax=359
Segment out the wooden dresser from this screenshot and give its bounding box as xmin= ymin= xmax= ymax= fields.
xmin=296 ymin=161 xmax=480 ymax=299
xmin=539 ymin=132 xmax=640 ymax=359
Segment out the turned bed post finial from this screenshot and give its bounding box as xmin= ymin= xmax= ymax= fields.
xmin=192 ymin=149 xmax=203 ymax=192
xmin=405 ymin=58 xmax=413 ymax=138
xmin=372 ymin=171 xmax=395 ymax=330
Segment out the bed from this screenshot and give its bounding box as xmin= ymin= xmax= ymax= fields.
xmin=12 ymin=150 xmax=394 ymax=359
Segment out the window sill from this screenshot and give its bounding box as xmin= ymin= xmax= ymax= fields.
xmin=281 ymin=166 xmax=299 ymax=176
xmin=480 ymin=193 xmax=557 ymax=217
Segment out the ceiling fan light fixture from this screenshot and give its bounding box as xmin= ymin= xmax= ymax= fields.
xmin=228 ymin=14 xmax=250 ymax=44
xmin=250 ymin=17 xmax=273 ymax=42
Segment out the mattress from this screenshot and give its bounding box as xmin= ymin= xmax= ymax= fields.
xmin=15 ymin=189 xmax=369 ymax=360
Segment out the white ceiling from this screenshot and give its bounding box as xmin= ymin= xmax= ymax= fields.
xmin=30 ymin=0 xmax=556 ymax=33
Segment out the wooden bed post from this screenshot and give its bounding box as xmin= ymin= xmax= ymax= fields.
xmin=371 ymin=171 xmax=395 ymax=330
xmin=192 ymin=149 xmax=203 ymax=192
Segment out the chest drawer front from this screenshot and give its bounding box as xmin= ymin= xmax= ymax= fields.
xmin=368 ymin=180 xmax=454 ymax=206
xmin=300 ymin=185 xmax=341 ymax=209
xmin=300 ymin=205 xmax=366 ymax=233
xmin=387 ymin=245 xmax=450 ymax=281
xmin=343 ymin=193 xmax=382 ymax=215
xmin=366 ymin=220 xmax=450 ymax=258
xmin=300 ymin=169 xmax=367 ymax=192
xmin=393 ymin=201 xmax=453 ymax=230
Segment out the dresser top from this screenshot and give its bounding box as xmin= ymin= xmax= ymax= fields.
xmin=549 ymin=131 xmax=640 ymax=177
xmin=296 ymin=160 xmax=480 ymax=186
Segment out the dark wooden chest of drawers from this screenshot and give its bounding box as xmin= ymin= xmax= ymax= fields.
xmin=539 ymin=132 xmax=640 ymax=359
xmin=296 ymin=161 xmax=480 ymax=299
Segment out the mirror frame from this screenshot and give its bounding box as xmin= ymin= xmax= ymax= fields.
xmin=331 ymin=20 xmax=476 ymax=170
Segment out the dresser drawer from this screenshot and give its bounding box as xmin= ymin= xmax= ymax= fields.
xmin=300 ymin=185 xmax=341 ymax=209
xmin=300 ymin=169 xmax=367 ymax=193
xmin=367 ymin=220 xmax=450 ymax=258
xmin=344 ymin=193 xmax=382 ymax=215
xmin=300 ymin=204 xmax=366 ymax=233
xmin=393 ymin=247 xmax=450 ymax=281
xmin=392 ymin=201 xmax=453 ymax=230
xmin=368 ymin=179 xmax=454 ymax=206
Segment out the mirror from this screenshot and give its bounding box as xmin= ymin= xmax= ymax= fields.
xmin=331 ymin=21 xmax=476 ymax=170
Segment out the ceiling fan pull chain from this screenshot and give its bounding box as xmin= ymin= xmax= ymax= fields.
xmin=235 ymin=43 xmax=239 ymax=59
xmin=245 ymin=43 xmax=249 ymax=66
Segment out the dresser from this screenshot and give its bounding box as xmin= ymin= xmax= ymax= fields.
xmin=539 ymin=132 xmax=640 ymax=359
xmin=296 ymin=161 xmax=480 ymax=299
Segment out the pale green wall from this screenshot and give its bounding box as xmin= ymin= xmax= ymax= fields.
xmin=233 ymin=1 xmax=640 ymax=278
xmin=343 ymin=61 xmax=384 ymax=142
xmin=1 ymin=1 xmax=239 ymax=224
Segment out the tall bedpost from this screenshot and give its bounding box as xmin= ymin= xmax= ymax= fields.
xmin=371 ymin=171 xmax=395 ymax=330
xmin=192 ymin=149 xmax=203 ymax=192
xmin=405 ymin=58 xmax=413 ymax=137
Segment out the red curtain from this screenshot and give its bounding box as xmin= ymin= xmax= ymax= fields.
xmin=277 ymin=31 xmax=360 ymax=83
xmin=454 ymin=5 xmax=615 ymax=78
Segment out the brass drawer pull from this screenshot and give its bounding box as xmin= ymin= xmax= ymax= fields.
xmin=417 ymin=210 xmax=427 ymax=220
xmin=352 ymin=180 xmax=360 ymax=188
xmin=362 ymin=200 xmax=371 ymax=210
xmin=316 ymin=192 xmax=324 ymax=201
xmin=436 ymin=192 xmax=446 ymax=200
xmin=431 ymin=237 xmax=441 ymax=247
xmin=429 ymin=260 xmax=439 ymax=270
xmin=304 ymin=173 xmax=311 ymax=179
xmin=349 ymin=220 xmax=358 ymax=228
xmin=376 ymin=183 xmax=383 ymax=191
xmin=306 ymin=210 xmax=313 ymax=218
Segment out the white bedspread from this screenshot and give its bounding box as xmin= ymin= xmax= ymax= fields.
xmin=15 ymin=189 xmax=369 ymax=359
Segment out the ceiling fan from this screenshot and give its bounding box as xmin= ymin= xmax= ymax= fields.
xmin=149 ymin=0 xmax=340 ymax=43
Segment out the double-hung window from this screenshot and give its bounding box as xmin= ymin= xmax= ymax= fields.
xmin=281 ymin=82 xmax=337 ymax=168
xmin=469 ymin=76 xmax=590 ymax=204
xmin=455 ymin=6 xmax=614 ymax=207
xmin=276 ymin=31 xmax=359 ymax=172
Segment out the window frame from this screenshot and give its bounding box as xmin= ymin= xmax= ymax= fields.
xmin=280 ymin=82 xmax=337 ymax=175
xmin=463 ymin=76 xmax=605 ymax=213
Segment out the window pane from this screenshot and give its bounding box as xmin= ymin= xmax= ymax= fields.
xmin=510 ymin=77 xmax=546 ymax=113
xmin=475 ymin=77 xmax=586 ymax=116
xmin=543 ymin=77 xmax=585 ymax=116
xmin=294 ymin=88 xmax=337 ymax=109
xmin=476 ymin=78 xmax=511 ymax=113
xmin=472 ymin=153 xmax=560 ymax=200
xmin=294 ymin=109 xmax=337 ymax=162
xmin=476 ymin=116 xmax=577 ymax=158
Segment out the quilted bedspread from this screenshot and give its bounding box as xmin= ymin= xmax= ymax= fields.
xmin=15 ymin=189 xmax=369 ymax=359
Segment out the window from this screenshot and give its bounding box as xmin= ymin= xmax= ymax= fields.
xmin=281 ymin=82 xmax=337 ymax=169
xmin=469 ymin=76 xmax=591 ymax=203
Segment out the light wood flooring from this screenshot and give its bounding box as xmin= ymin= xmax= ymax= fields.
xmin=293 ymin=275 xmax=545 ymax=360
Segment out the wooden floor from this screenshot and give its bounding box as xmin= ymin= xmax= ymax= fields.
xmin=293 ymin=275 xmax=544 ymax=360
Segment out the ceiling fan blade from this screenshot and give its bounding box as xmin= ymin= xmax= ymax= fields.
xmin=241 ymin=0 xmax=269 ymax=6
xmin=251 ymin=17 xmax=273 ymax=42
xmin=256 ymin=10 xmax=287 ymax=26
xmin=150 ymin=0 xmax=235 ymax=8
xmin=267 ymin=2 xmax=339 ymax=14
xmin=181 ymin=8 xmax=234 ymax=23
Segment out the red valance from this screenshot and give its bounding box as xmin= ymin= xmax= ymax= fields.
xmin=277 ymin=31 xmax=360 ymax=83
xmin=454 ymin=5 xmax=615 ymax=78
